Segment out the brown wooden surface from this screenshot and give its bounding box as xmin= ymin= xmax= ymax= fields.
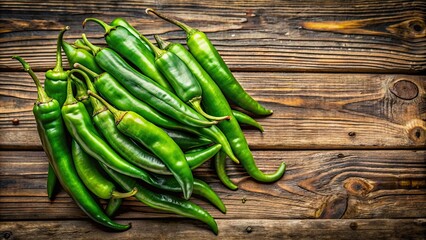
xmin=0 ymin=0 xmax=425 ymax=239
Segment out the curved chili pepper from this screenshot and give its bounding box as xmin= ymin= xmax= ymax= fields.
xmin=162 ymin=128 xmax=212 ymax=151
xmin=147 ymin=8 xmax=273 ymax=116
xmin=153 ymin=38 xmax=286 ymax=182
xmin=61 ymin=77 xmax=155 ymax=184
xmin=83 ymin=18 xmax=173 ymax=92
xmin=89 ymin=91 xmax=194 ymax=200
xmin=101 ymin=163 xmax=219 ymax=234
xmin=13 ymin=56 xmax=130 ymax=231
xmin=232 ymin=109 xmax=264 ymax=132
xmin=81 ymin=34 xmax=218 ymax=128
xmin=141 ymin=34 xmax=229 ymax=121
xmin=215 ymin=150 xmax=238 ymax=190
xmin=72 ymin=139 xmax=137 ymax=200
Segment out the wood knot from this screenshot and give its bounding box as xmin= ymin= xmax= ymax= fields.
xmin=344 ymin=177 xmax=374 ymax=197
xmin=315 ymin=194 xmax=348 ymax=219
xmin=390 ymin=79 xmax=419 ymax=100
xmin=387 ymin=17 xmax=426 ymax=39
xmin=408 ymin=126 xmax=426 ymax=143
xmin=349 ymin=222 xmax=358 ymax=230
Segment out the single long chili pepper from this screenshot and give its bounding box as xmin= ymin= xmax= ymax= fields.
xmin=141 ymin=34 xmax=229 ymax=121
xmin=232 ymin=109 xmax=264 ymax=132
xmin=110 ymin=17 xmax=153 ymax=54
xmin=89 ymin=91 xmax=194 ymax=200
xmin=154 ymin=38 xmax=286 ymax=182
xmin=147 ymin=8 xmax=273 ymax=116
xmin=13 ymin=56 xmax=130 ymax=231
xmin=72 ymin=139 xmax=137 ymax=200
xmin=83 ymin=37 xmax=239 ymax=163
xmin=69 ymin=70 xmax=93 ymax=115
xmin=83 ymin=18 xmax=173 ymax=92
xmin=101 ymin=163 xmax=219 ymax=234
xmin=81 ymin=33 xmax=217 ymax=128
xmin=215 ymin=150 xmax=238 ymax=190
xmin=45 ymin=26 xmax=71 ymax=199
xmin=61 ymin=78 xmax=156 ymax=184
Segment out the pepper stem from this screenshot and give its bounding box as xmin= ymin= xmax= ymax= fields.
xmin=83 ymin=18 xmax=116 ymax=36
xmin=189 ymin=97 xmax=230 ymax=121
xmin=146 ymin=8 xmax=197 ymax=36
xmin=69 ymin=70 xmax=88 ymax=101
xmin=111 ymin=187 xmax=138 ymax=199
xmin=81 ymin=33 xmax=101 ymax=56
xmin=73 ymin=63 xmax=99 ymax=79
xmin=88 ymin=90 xmax=127 ymax=125
xmin=154 ymin=35 xmax=171 ymax=50
xmin=138 ymin=34 xmax=165 ymax=59
xmin=73 ymin=39 xmax=92 ymax=52
xmin=12 ymin=56 xmax=52 ymax=103
xmin=53 ymin=26 xmax=70 ymax=72
xmin=64 ymin=76 xmax=77 ymax=106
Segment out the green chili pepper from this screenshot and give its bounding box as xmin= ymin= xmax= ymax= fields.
xmin=73 ymin=39 xmax=92 ymax=51
xmin=83 ymin=37 xmax=239 ymax=163
xmin=147 ymin=8 xmax=273 ymax=116
xmin=44 ymin=27 xmax=71 ymax=199
xmin=61 ymin=77 xmax=155 ymax=184
xmin=83 ymin=18 xmax=173 ymax=92
xmin=110 ymin=17 xmax=153 ymax=55
xmin=232 ymin=109 xmax=264 ymax=132
xmin=215 ymin=150 xmax=238 ymax=190
xmin=81 ymin=33 xmax=217 ymax=128
xmin=89 ymin=91 xmax=194 ymax=200
xmin=72 ymin=139 xmax=137 ymax=200
xmin=141 ymin=34 xmax=229 ymax=121
xmin=62 ymin=34 xmax=103 ymax=74
xmin=13 ymin=56 xmax=130 ymax=231
xmin=184 ymin=144 xmax=222 ymax=169
xmin=152 ymin=38 xmax=285 ymax=182
xmin=69 ymin=70 xmax=93 ymax=115
xmin=101 ymin=163 xmax=219 ymax=234
xmin=105 ymin=197 xmax=122 ymax=217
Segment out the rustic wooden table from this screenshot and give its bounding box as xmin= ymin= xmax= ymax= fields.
xmin=1 ymin=1 xmax=425 ymax=239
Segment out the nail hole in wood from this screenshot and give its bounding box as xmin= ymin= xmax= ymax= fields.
xmin=246 ymin=226 xmax=253 ymax=233
xmin=350 ymin=222 xmax=358 ymax=230
xmin=348 ymin=132 xmax=356 ymax=137
xmin=337 ymin=153 xmax=345 ymax=158
xmin=12 ymin=118 xmax=20 ymax=125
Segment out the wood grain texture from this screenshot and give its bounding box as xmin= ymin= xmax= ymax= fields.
xmin=1 ymin=72 xmax=424 ymax=150
xmin=1 ymin=219 xmax=425 ymax=239
xmin=1 ymin=150 xmax=425 ymax=220
xmin=0 ymin=0 xmax=425 ymax=73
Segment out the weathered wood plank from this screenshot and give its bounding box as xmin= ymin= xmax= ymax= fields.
xmin=1 ymin=72 xmax=424 ymax=149
xmin=1 ymin=150 xmax=425 ymax=220
xmin=0 ymin=0 xmax=424 ymax=73
xmin=1 ymin=219 xmax=425 ymax=239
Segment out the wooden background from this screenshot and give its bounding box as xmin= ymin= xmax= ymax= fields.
xmin=0 ymin=0 xmax=425 ymax=239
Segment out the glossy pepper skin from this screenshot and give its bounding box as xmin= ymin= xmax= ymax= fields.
xmin=232 ymin=110 xmax=264 ymax=132
xmin=62 ymin=38 xmax=103 ymax=74
xmin=89 ymin=91 xmax=194 ymax=200
xmin=61 ymin=78 xmax=153 ymax=183
xmin=84 ymin=18 xmax=173 ymax=92
xmin=80 ymin=36 xmax=239 ymax=164
xmin=215 ymin=150 xmax=238 ymax=190
xmin=110 ymin=17 xmax=153 ymax=54
xmin=101 ymin=164 xmax=219 ymax=235
xmin=141 ymin=35 xmax=228 ymax=121
xmin=13 ymin=56 xmax=130 ymax=231
xmin=81 ymin=34 xmax=217 ymax=128
xmin=44 ymin=27 xmax=70 ymax=200
xmin=147 ymin=9 xmax=273 ymax=116
xmin=69 ymin=70 xmax=93 ymax=115
xmin=72 ymin=139 xmax=137 ymax=200
xmin=155 ymin=39 xmax=286 ymax=182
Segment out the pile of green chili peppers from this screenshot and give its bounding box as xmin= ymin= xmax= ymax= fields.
xmin=14 ymin=9 xmax=286 ymax=235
